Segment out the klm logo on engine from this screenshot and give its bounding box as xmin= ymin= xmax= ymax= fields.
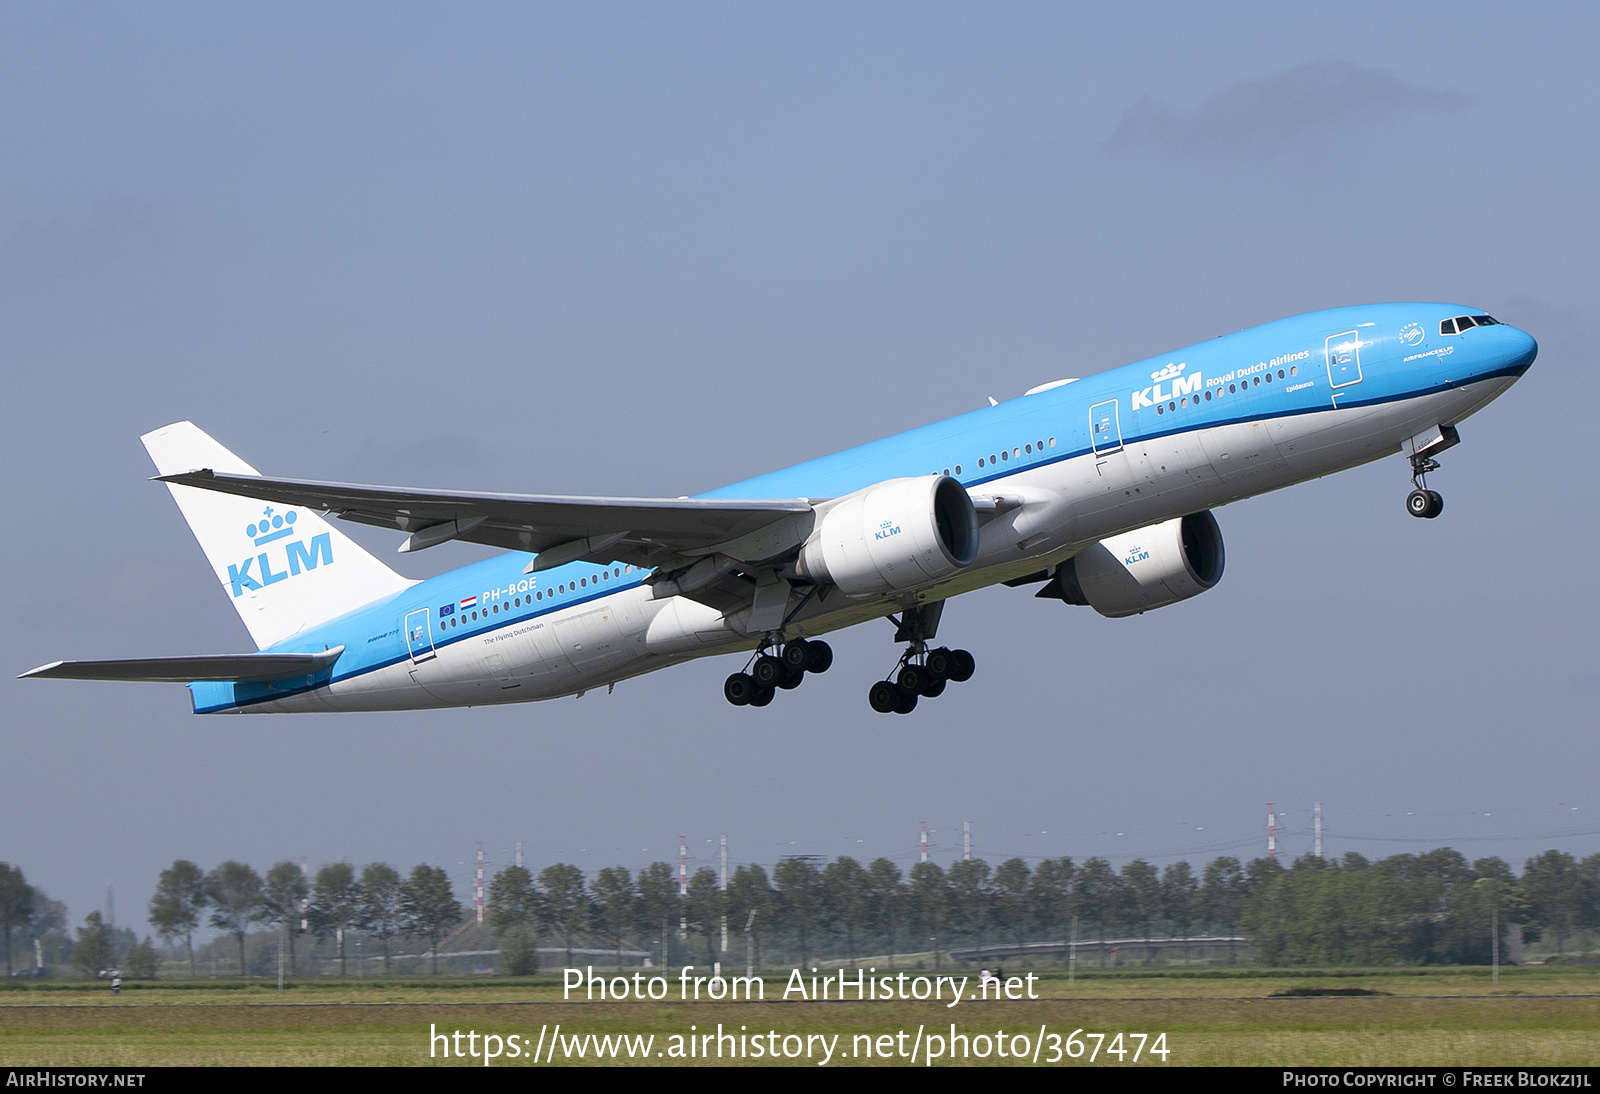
xmin=1123 ymin=545 xmax=1151 ymax=565
xmin=875 ymin=519 xmax=902 ymax=541
xmin=1131 ymin=361 xmax=1201 ymax=410
xmin=227 ymin=507 xmax=333 ymax=597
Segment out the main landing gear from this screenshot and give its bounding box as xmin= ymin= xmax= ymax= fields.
xmin=868 ymin=603 xmax=975 ymax=715
xmin=723 ymin=637 xmax=833 ymax=708
xmin=868 ymin=645 xmax=975 ymax=715
xmin=1403 ymin=426 xmax=1459 ymax=520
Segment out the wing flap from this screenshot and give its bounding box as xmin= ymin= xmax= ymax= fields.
xmin=20 ymin=647 xmax=344 ymax=684
xmin=155 ymin=470 xmax=815 ymax=568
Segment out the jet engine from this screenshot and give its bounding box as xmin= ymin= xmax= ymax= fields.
xmin=1049 ymin=511 xmax=1225 ymax=618
xmin=794 ymin=476 xmax=980 ymax=596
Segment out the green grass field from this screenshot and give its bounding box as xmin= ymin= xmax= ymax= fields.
xmin=3 ymin=967 xmax=1597 ymax=1066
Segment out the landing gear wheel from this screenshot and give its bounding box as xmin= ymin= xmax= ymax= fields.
xmin=896 ymin=664 xmax=929 ymax=694
xmin=920 ymin=676 xmax=947 ymax=698
xmin=891 ymin=686 xmax=919 ymax=714
xmin=752 ymin=655 xmax=784 ymax=688
xmin=1407 ymin=489 xmax=1444 ymax=518
xmin=804 ymin=640 xmax=833 ymax=674
xmin=925 ymin=647 xmax=953 ymax=681
xmin=781 ymin=641 xmax=811 ymax=672
xmin=724 ymin=673 xmax=756 ymax=706
xmin=748 ymin=686 xmax=775 ymax=707
xmin=777 ymin=666 xmax=804 ymax=690
xmin=948 ymin=649 xmax=976 ymax=682
xmin=869 ymin=680 xmax=900 ymax=714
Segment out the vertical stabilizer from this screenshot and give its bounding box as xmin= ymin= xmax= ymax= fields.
xmin=141 ymin=422 xmax=415 ymax=649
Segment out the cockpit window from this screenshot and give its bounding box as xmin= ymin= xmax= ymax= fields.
xmin=1441 ymin=315 xmax=1499 ymax=335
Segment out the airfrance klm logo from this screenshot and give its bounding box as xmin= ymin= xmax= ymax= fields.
xmin=228 ymin=507 xmax=334 ymax=597
xmin=1132 ymin=362 xmax=1200 ymax=410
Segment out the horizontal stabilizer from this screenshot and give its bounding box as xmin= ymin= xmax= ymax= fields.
xmin=19 ymin=647 xmax=344 ymax=684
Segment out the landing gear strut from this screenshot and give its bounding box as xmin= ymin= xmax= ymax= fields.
xmin=1403 ymin=425 xmax=1457 ymax=519
xmin=868 ymin=604 xmax=975 ymax=715
xmin=723 ymin=636 xmax=832 ymax=708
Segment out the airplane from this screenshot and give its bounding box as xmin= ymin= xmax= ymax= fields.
xmin=21 ymin=303 xmax=1536 ymax=716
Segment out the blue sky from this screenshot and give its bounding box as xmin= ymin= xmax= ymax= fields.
xmin=3 ymin=2 xmax=1595 ymax=932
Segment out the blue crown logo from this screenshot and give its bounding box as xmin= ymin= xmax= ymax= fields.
xmin=1150 ymin=362 xmax=1186 ymax=383
xmin=246 ymin=506 xmax=298 ymax=546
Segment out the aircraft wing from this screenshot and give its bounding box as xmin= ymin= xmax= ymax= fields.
xmin=19 ymin=647 xmax=344 ymax=684
xmin=155 ymin=469 xmax=817 ymax=574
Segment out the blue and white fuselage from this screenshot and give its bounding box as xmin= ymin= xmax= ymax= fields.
xmin=24 ymin=303 xmax=1537 ymax=714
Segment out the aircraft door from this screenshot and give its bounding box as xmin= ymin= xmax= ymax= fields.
xmin=404 ymin=608 xmax=436 ymax=664
xmin=1090 ymin=399 xmax=1123 ymax=456
xmin=1325 ymin=331 xmax=1364 ymax=389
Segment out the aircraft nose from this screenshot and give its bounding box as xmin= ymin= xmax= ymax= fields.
xmin=1501 ymin=324 xmax=1537 ymax=373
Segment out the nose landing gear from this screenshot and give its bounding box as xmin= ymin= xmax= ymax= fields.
xmin=1406 ymin=487 xmax=1444 ymax=519
xmin=1403 ymin=424 xmax=1459 ymax=520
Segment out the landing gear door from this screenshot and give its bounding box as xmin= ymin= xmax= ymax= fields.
xmin=1090 ymin=399 xmax=1123 ymax=456
xmin=405 ymin=608 xmax=436 ymax=664
xmin=1325 ymin=331 xmax=1364 ymax=389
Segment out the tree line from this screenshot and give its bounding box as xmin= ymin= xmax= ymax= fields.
xmin=146 ymin=860 xmax=463 ymax=976
xmin=479 ymin=847 xmax=1600 ymax=970
xmin=7 ymin=846 xmax=1599 ymax=979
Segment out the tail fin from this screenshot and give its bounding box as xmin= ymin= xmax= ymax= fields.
xmin=141 ymin=422 xmax=415 ymax=649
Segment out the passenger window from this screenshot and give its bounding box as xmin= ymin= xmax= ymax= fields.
xmin=1157 ymin=404 xmax=1165 ymax=415
xmin=1290 ymin=366 xmax=1298 ymax=376
xmin=955 ymin=464 xmax=962 ymax=474
xmin=1000 ymin=451 xmax=1008 ymax=461
xmin=978 ymin=458 xmax=985 ymax=468
xmin=1048 ymin=437 xmax=1055 ymax=447
xmin=1013 ymin=447 xmax=1020 ymax=458
xmin=1024 ymin=444 xmax=1032 ymax=454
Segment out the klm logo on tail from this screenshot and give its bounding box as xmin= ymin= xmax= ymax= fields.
xmin=228 ymin=507 xmax=333 ymax=596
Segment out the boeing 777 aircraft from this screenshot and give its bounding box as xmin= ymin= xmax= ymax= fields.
xmin=23 ymin=303 xmax=1536 ymax=715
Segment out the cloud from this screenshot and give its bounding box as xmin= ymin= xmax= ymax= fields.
xmin=1104 ymin=61 xmax=1469 ymax=155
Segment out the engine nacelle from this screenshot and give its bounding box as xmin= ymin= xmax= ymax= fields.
xmin=794 ymin=476 xmax=980 ymax=596
xmin=1055 ymin=511 xmax=1225 ymax=618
